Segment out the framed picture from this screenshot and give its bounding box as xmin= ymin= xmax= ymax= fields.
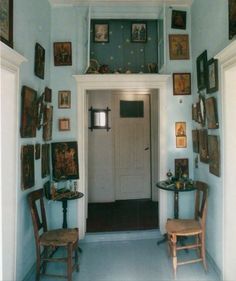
xmin=43 ymin=181 xmax=51 ymax=200
xmin=199 ymin=129 xmax=209 ymax=163
xmin=59 ymin=118 xmax=70 ymax=131
xmin=93 ymin=23 xmax=109 ymax=43
xmin=21 ymin=145 xmax=35 ymax=190
xmin=199 ymin=94 xmax=206 ymax=127
xmin=229 ymin=0 xmax=236 ymax=39
xmin=175 ymin=122 xmax=186 ymax=136
xmin=208 ymin=135 xmax=220 ymax=177
xmin=58 ymin=90 xmax=71 ymax=109
xmin=53 ymin=42 xmax=72 ymax=66
xmin=44 ymin=87 xmax=52 ymax=103
xmin=207 ymin=58 xmax=218 ymax=93
xmin=0 ymin=0 xmax=13 ymax=48
xmin=43 ymin=105 xmax=53 ymax=141
xmin=175 ymin=158 xmax=189 ymax=178
xmin=171 ymin=10 xmax=187 ymax=30
xmin=173 ymin=73 xmax=191 ymax=95
xmin=20 ymin=86 xmax=37 ymax=138
xmin=192 ymin=129 xmax=199 ymax=153
xmin=176 ymin=136 xmax=187 ymax=148
xmin=192 ymin=103 xmax=199 ymax=122
xmin=51 ymin=141 xmax=79 ymax=181
xmin=42 ymin=143 xmax=50 ymax=178
xmin=169 ymin=34 xmax=189 ymax=60
xmin=34 ymin=43 xmax=45 ymax=79
xmin=131 ymin=22 xmax=147 ymax=43
xmin=37 ymin=93 xmax=44 ymax=130
xmin=196 ymin=50 xmax=208 ymax=91
xmin=35 ymin=143 xmax=41 ymax=160
xmin=205 ymin=97 xmax=219 ymax=129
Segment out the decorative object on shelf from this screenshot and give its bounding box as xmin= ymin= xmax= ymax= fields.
xmin=94 ymin=23 xmax=109 ymax=43
xmin=171 ymin=10 xmax=187 ymax=30
xmin=99 ymin=64 xmax=110 ymax=74
xmin=21 ymin=145 xmax=35 ymax=190
xmin=37 ymin=93 xmax=45 ymax=130
xmin=58 ymin=90 xmax=71 ymax=109
xmin=43 ymin=105 xmax=53 ymax=141
xmin=51 ymin=141 xmax=79 ymax=181
xmin=35 ymin=143 xmax=41 ymax=160
xmin=207 ymin=58 xmax=218 ymax=93
xmin=199 ymin=129 xmax=209 ymax=163
xmin=173 ymin=73 xmax=191 ymax=95
xmin=192 ymin=129 xmax=199 ymax=153
xmin=205 ymin=97 xmax=219 ymax=129
xmin=20 ymin=86 xmax=37 ymax=138
xmin=176 ymin=136 xmax=187 ymax=148
xmin=196 ymin=50 xmax=208 ymax=91
xmin=34 ymin=43 xmax=45 ymax=79
xmin=59 ymin=118 xmax=70 ymax=131
xmin=86 ymin=59 xmax=100 ymax=74
xmin=199 ymin=94 xmax=206 ymax=127
xmin=53 ymin=42 xmax=72 ymax=66
xmin=148 ymin=63 xmax=158 ymax=73
xmin=0 ymin=0 xmax=13 ymax=48
xmin=44 ymin=87 xmax=52 ymax=103
xmin=89 ymin=106 xmax=111 ymax=131
xmin=169 ymin=34 xmax=189 ymax=60
xmin=41 ymin=143 xmax=50 ymax=178
xmin=175 ymin=122 xmax=186 ymax=136
xmin=229 ymin=0 xmax=236 ymax=39
xmin=131 ymin=22 xmax=147 ymax=43
xmin=208 ymin=135 xmax=220 ymax=177
xmin=174 ymin=158 xmax=189 ymax=179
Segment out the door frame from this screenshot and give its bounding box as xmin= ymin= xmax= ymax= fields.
xmin=74 ymin=74 xmax=171 ymax=238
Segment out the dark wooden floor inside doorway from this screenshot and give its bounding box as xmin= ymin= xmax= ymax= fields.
xmin=86 ymin=199 xmax=159 ymax=232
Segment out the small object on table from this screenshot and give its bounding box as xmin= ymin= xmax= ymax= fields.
xmin=166 ymin=169 xmax=173 ymax=183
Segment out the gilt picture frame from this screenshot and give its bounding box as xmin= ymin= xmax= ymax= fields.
xmin=58 ymin=90 xmax=71 ymax=109
xmin=53 ymin=42 xmax=72 ymax=66
xmin=0 ymin=0 xmax=13 ymax=48
xmin=208 ymin=135 xmax=220 ymax=177
xmin=94 ymin=23 xmax=109 ymax=43
xmin=173 ymin=73 xmax=191 ymax=95
xmin=59 ymin=118 xmax=70 ymax=131
xmin=169 ymin=34 xmax=189 ymax=60
xmin=205 ymin=97 xmax=219 ymax=129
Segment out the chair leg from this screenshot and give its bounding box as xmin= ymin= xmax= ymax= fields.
xmin=171 ymin=234 xmax=177 ymax=279
xmin=42 ymin=246 xmax=48 ymax=274
xmin=36 ymin=246 xmax=41 ymax=281
xmin=200 ymin=232 xmax=207 ymax=272
xmin=67 ymin=243 xmax=73 ymax=281
xmin=75 ymin=241 xmax=79 ymax=272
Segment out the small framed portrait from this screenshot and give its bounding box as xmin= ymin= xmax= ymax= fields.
xmin=171 ymin=10 xmax=187 ymax=30
xmin=205 ymin=97 xmax=219 ymax=129
xmin=208 ymin=135 xmax=220 ymax=177
xmin=207 ymin=58 xmax=218 ymax=93
xmin=176 ymin=136 xmax=187 ymax=148
xmin=44 ymin=87 xmax=52 ymax=103
xmin=192 ymin=129 xmax=199 ymax=153
xmin=131 ymin=22 xmax=147 ymax=43
xmin=34 ymin=43 xmax=45 ymax=79
xmin=199 ymin=129 xmax=209 ymax=163
xmin=0 ymin=0 xmax=13 ymax=48
xmin=21 ymin=145 xmax=35 ymax=190
xmin=175 ymin=122 xmax=186 ymax=136
xmin=175 ymin=158 xmax=189 ymax=178
xmin=53 ymin=42 xmax=72 ymax=66
xmin=94 ymin=23 xmax=109 ymax=43
xmin=173 ymin=73 xmax=191 ymax=95
xmin=229 ymin=0 xmax=236 ymax=39
xmin=58 ymin=90 xmax=71 ymax=109
xmin=169 ymin=34 xmax=189 ymax=60
xmin=196 ymin=50 xmax=208 ymax=91
xmin=59 ymin=118 xmax=70 ymax=131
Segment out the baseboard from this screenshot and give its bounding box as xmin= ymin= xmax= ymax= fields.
xmin=206 ymin=251 xmax=222 ymax=281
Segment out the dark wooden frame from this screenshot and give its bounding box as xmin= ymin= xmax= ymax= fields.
xmin=53 ymin=42 xmax=72 ymax=66
xmin=35 ymin=143 xmax=41 ymax=160
xmin=208 ymin=135 xmax=220 ymax=177
xmin=93 ymin=23 xmax=109 ymax=43
xmin=192 ymin=129 xmax=199 ymax=153
xmin=44 ymin=87 xmax=52 ymax=103
xmin=20 ymin=86 xmax=38 ymax=138
xmin=89 ymin=107 xmax=111 ymax=131
xmin=207 ymin=58 xmax=218 ymax=93
xmin=229 ymin=0 xmax=236 ymax=39
xmin=205 ymin=97 xmax=219 ymax=129
xmin=43 ymin=106 xmax=53 ymax=141
xmin=169 ymin=34 xmax=189 ymax=60
xmin=0 ymin=0 xmax=13 ymax=48
xmin=196 ymin=50 xmax=208 ymax=91
xmin=174 ymin=158 xmax=189 ymax=178
xmin=173 ymin=73 xmax=191 ymax=95
xmin=34 ymin=43 xmax=45 ymax=79
xmin=199 ymin=129 xmax=209 ymax=163
xmin=58 ymin=90 xmax=71 ymax=109
xmin=41 ymin=143 xmax=50 ymax=178
xmin=51 ymin=141 xmax=79 ymax=181
xmin=171 ymin=10 xmax=187 ymax=30
xmin=21 ymin=145 xmax=35 ymax=190
xmin=199 ymin=94 xmax=206 ymax=127
xmin=37 ymin=93 xmax=44 ymax=130
xmin=131 ymin=22 xmax=147 ymax=43
xmin=58 ymin=118 xmax=70 ymax=131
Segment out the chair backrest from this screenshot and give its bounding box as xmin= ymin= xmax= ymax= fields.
xmin=194 ymin=181 xmax=208 ymax=227
xmin=28 ymin=189 xmax=48 ymax=243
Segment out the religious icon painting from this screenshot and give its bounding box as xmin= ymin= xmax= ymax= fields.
xmin=21 ymin=145 xmax=35 ymax=190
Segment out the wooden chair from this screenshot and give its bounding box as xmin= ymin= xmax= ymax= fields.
xmin=166 ymin=181 xmax=208 ymax=278
xmin=27 ymin=188 xmax=79 ymax=281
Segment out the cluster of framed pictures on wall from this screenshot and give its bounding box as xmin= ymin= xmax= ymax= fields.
xmin=58 ymin=90 xmax=71 ymax=131
xmin=192 ymin=50 xmax=220 ymax=177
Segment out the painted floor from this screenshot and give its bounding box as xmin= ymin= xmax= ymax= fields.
xmin=27 ymin=231 xmax=220 ymax=281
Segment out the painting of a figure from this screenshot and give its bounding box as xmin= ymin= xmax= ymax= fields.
xmin=21 ymin=145 xmax=35 ymax=190
xmin=131 ymin=23 xmax=147 ymax=43
xmin=169 ymin=34 xmax=189 ymax=60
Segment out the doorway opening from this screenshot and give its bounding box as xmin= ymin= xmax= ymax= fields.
xmin=86 ymin=90 xmax=158 ymax=232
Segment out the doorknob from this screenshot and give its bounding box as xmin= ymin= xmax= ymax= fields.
xmin=144 ymin=147 xmax=149 ymax=151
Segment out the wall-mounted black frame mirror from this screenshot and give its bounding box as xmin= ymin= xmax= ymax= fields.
xmin=89 ymin=106 xmax=111 ymax=131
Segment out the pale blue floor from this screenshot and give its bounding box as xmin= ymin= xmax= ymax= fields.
xmin=27 ymin=230 xmax=220 ymax=281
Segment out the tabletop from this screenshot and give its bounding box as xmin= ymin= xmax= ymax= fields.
xmin=156 ymin=180 xmax=196 ymax=193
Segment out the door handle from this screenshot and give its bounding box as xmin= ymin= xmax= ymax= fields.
xmin=144 ymin=147 xmax=149 ymax=151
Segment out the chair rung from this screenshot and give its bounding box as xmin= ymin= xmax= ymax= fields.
xmin=42 ymin=257 xmax=67 ymax=262
xmin=177 ymin=243 xmax=202 ymax=250
xmin=178 ymin=258 xmax=203 ymax=266
xmin=43 ymin=273 xmax=67 ymax=279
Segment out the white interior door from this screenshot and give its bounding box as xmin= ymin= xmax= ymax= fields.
xmin=114 ymin=94 xmax=150 ymax=200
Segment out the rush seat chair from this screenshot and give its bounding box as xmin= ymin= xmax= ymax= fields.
xmin=28 ymin=188 xmax=79 ymax=281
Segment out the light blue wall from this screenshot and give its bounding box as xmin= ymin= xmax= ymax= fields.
xmin=191 ymin=0 xmax=231 ymax=273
